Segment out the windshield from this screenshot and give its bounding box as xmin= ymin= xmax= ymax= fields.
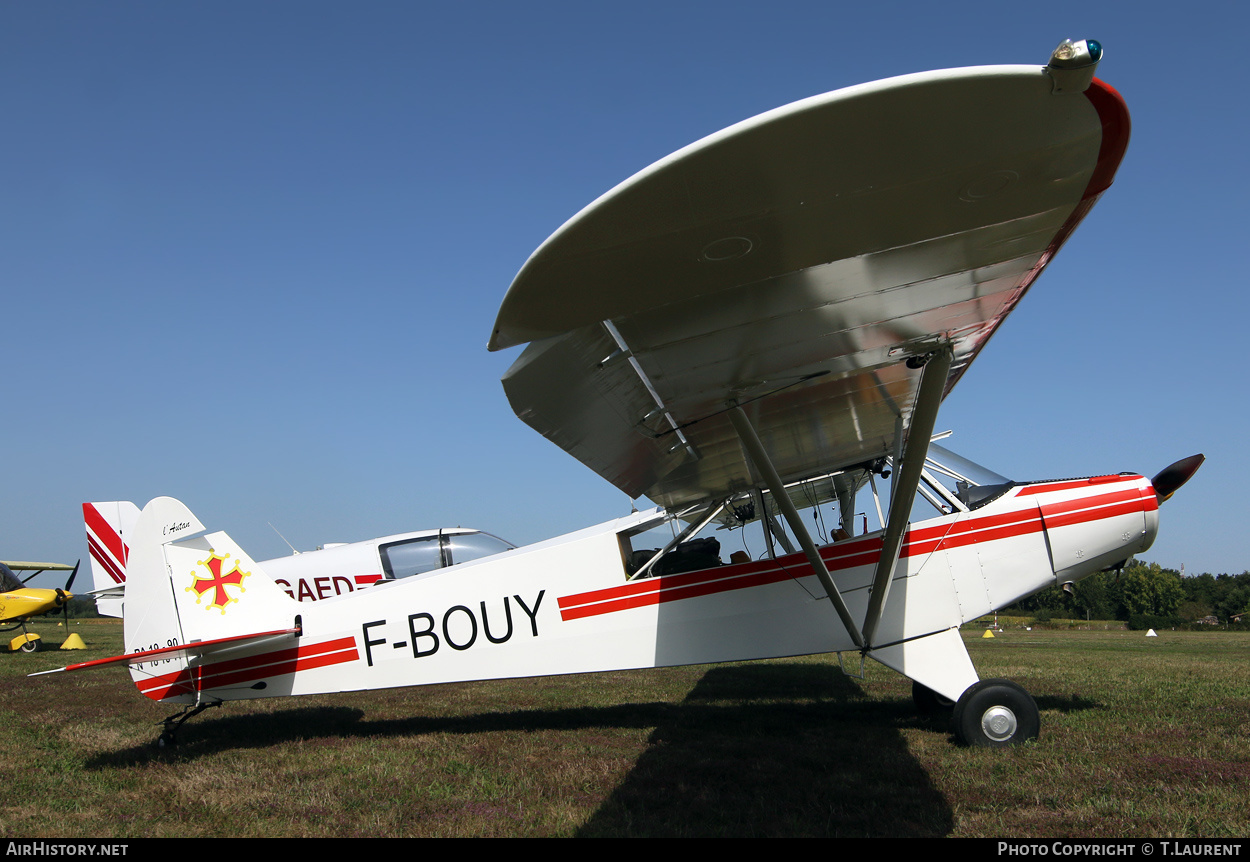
xmin=0 ymin=563 xmax=22 ymax=592
xmin=924 ymin=443 xmax=1014 ymax=510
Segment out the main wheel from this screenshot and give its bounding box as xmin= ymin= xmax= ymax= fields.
xmin=952 ymin=679 xmax=1039 ymax=747
xmin=19 ymin=638 xmax=40 ymax=653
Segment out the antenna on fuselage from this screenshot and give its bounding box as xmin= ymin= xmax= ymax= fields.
xmin=268 ymin=522 xmax=300 ymax=556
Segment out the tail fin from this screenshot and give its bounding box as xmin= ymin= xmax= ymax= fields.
xmin=82 ymin=501 xmax=140 ymax=617
xmin=124 ymin=497 xmax=300 ymax=702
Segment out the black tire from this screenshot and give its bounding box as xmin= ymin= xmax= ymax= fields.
xmin=157 ymin=732 xmax=177 ymax=749
xmin=912 ymin=681 xmax=955 ymax=714
xmin=952 ymin=679 xmax=1039 ymax=747
xmin=19 ymin=638 xmax=40 ymax=653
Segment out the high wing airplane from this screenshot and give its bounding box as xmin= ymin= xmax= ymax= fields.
xmin=82 ymin=501 xmax=515 ymax=616
xmin=37 ymin=40 xmax=1204 ymax=750
xmin=1 ymin=560 xmax=79 ymax=652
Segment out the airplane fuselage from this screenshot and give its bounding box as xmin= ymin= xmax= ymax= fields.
xmin=0 ymin=588 xmax=68 ymax=624
xmin=128 ymin=472 xmax=1157 ymax=705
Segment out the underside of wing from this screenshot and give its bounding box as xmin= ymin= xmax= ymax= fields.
xmin=2 ymin=561 xmax=75 ymax=572
xmin=493 ymin=62 xmax=1129 ymax=510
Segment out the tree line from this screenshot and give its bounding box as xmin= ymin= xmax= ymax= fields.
xmin=1007 ymin=562 xmax=1250 ymax=628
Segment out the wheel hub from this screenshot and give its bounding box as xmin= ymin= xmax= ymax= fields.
xmin=980 ymin=705 xmax=1018 ymax=742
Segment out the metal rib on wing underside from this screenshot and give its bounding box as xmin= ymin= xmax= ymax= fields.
xmin=502 ymin=320 xmax=923 ymax=508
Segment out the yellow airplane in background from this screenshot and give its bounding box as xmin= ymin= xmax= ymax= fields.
xmin=0 ymin=560 xmax=78 ymax=652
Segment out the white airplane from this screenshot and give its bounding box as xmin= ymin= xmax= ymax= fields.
xmin=82 ymin=501 xmax=515 ymax=615
xmin=38 ymin=40 xmax=1203 ymax=750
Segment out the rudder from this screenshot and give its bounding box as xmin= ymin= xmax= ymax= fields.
xmin=82 ymin=501 xmax=139 ymax=617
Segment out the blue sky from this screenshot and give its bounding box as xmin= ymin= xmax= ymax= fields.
xmin=3 ymin=1 xmax=1246 ymax=585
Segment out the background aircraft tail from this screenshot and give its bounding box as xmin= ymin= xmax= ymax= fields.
xmin=82 ymin=501 xmax=139 ymax=617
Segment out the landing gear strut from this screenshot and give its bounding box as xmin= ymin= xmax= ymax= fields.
xmin=157 ymin=700 xmax=222 ymax=748
xmin=3 ymin=621 xmax=40 ymax=653
xmin=952 ymin=679 xmax=1039 ymax=747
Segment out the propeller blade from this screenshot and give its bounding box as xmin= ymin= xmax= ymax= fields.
xmin=64 ymin=559 xmax=80 ymax=593
xmin=1152 ymin=454 xmax=1205 ymax=504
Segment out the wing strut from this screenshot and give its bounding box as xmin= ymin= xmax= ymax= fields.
xmin=861 ymin=348 xmax=952 ymax=648
xmin=630 ymin=497 xmax=731 ymax=580
xmin=727 ymin=405 xmax=865 ymax=649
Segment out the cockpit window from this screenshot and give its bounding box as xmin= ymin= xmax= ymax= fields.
xmin=379 ymin=531 xmax=515 ymax=580
xmin=380 ymin=536 xmax=443 ymax=579
xmin=923 ymin=443 xmax=1015 ymax=511
xmin=0 ymin=563 xmax=23 ymax=593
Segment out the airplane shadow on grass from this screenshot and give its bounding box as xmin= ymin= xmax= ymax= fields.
xmin=82 ymin=663 xmax=1096 ymax=837
xmin=575 ymin=663 xmax=955 ymax=837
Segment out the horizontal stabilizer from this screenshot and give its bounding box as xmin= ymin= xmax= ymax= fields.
xmin=29 ymin=627 xmax=301 ymax=677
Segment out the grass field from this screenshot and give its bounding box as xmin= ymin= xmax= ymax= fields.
xmin=1 ymin=618 xmax=1247 ymax=838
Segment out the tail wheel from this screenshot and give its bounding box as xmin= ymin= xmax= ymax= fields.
xmin=952 ymin=679 xmax=1040 ymax=747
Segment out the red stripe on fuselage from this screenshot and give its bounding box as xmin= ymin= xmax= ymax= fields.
xmin=1039 ymin=484 xmax=1156 ymax=529
xmin=1016 ymin=475 xmax=1134 ymax=496
xmin=558 ymin=480 xmax=1147 ymax=621
xmin=135 ymin=636 xmax=358 ymax=701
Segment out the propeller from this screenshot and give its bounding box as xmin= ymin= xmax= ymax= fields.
xmin=56 ymin=560 xmax=80 ymax=629
xmin=1151 ymin=454 xmax=1205 ymax=504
